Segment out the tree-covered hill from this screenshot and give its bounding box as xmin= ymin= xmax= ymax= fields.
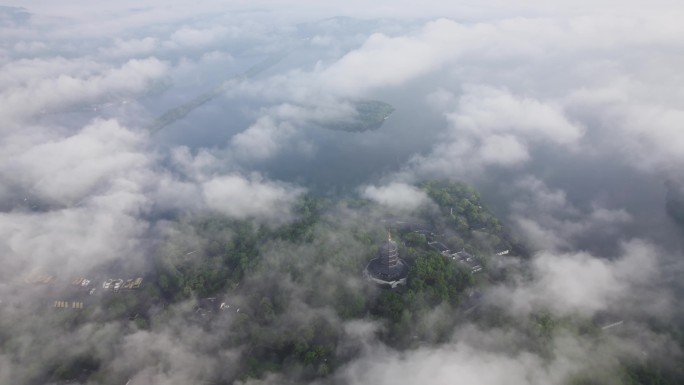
xmin=12 ymin=180 xmax=683 ymax=385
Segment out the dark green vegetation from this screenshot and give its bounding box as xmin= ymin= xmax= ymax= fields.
xmin=16 ymin=180 xmax=683 ymax=384
xmin=143 ymin=182 xmax=502 ymax=380
xmin=322 ymin=100 xmax=394 ymax=132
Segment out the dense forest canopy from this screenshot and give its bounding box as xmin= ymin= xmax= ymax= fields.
xmin=6 ymin=180 xmax=681 ymax=384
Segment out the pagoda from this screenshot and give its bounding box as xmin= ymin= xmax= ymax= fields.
xmin=363 ymin=232 xmax=409 ymax=288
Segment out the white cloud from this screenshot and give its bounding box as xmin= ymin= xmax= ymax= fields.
xmin=609 ymin=104 xmax=684 ymax=172
xmin=0 ymin=119 xmax=148 ymax=205
xmin=0 ymin=119 xmax=154 ymax=275
xmin=12 ymin=40 xmax=47 ymax=54
xmin=341 ymin=342 xmax=551 ymax=385
xmin=337 ymin=323 xmax=649 ymax=385
xmin=360 ymin=182 xmax=431 ymax=211
xmin=202 ymin=174 xmax=304 ymax=221
xmin=161 ymin=145 xmax=307 ymax=221
xmin=165 ymin=26 xmax=229 ymax=48
xmin=321 ymin=20 xmax=459 ymax=95
xmin=447 ymin=86 xmax=584 ymax=145
xmin=0 ymin=57 xmax=168 ymax=127
xmin=506 ymin=176 xmax=633 ymax=251
xmin=0 ymin=113 xmax=306 ymax=278
xmin=225 ymin=99 xmax=367 ymax=164
xmin=0 ymin=200 xmax=150 ymax=276
xmin=479 ymin=135 xmax=530 ymax=165
xmin=101 ymin=37 xmax=159 ymax=57
xmin=491 ymin=239 xmax=663 ymax=317
xmin=0 ymin=56 xmax=101 ymax=90
xmin=230 ymin=117 xmax=298 ymax=162
xmin=399 ymin=87 xmax=583 ymax=181
xmin=513 ymin=217 xmax=567 ymax=251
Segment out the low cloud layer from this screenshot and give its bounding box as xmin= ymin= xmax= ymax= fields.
xmin=1 ymin=2 xmax=683 ymax=384
xmin=203 ymin=174 xmax=304 ymax=220
xmin=505 ymin=176 xmax=633 ymax=252
xmin=491 ymin=239 xmax=665 ymax=317
xmin=360 ymin=182 xmax=432 ymax=211
xmin=0 ymin=57 xmax=168 ymax=129
xmin=401 ymin=86 xmax=585 ymax=178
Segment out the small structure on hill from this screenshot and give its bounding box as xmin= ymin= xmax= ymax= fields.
xmin=103 ymin=278 xmax=124 ymax=291
xmin=451 ymin=250 xmax=483 ymax=273
xmin=428 ymin=241 xmax=450 ymax=255
xmin=123 ymin=277 xmax=143 ymax=289
xmin=364 ymin=232 xmax=409 ymax=288
xmin=25 ymin=270 xmax=55 ymax=284
xmin=194 ymin=297 xmax=238 ymax=318
xmin=54 ymin=300 xmax=84 ymax=309
xmin=71 ymin=277 xmax=91 ymax=287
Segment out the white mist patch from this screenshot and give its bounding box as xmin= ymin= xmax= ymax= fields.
xmin=1 ymin=119 xmax=148 ymax=205
xmin=338 ymin=325 xmax=619 ymax=385
xmin=230 ymin=117 xmax=299 ymax=162
xmin=448 ymin=85 xmax=584 ymax=145
xmin=202 ymin=174 xmax=305 ymax=221
xmin=508 ymin=176 xmax=633 ymax=251
xmin=401 ymin=87 xmax=584 ymax=180
xmin=0 ymin=57 xmax=168 ymax=128
xmin=0 ymin=119 xmax=156 ymax=276
xmin=361 ymin=182 xmax=432 ymax=211
xmin=491 ymin=239 xmax=663 ymax=317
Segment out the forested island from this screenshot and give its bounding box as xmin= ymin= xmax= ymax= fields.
xmin=9 ymin=181 xmax=683 ymax=384
xmin=322 ymin=100 xmax=394 ymax=132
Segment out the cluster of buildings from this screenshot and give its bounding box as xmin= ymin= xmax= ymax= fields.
xmin=423 ymin=232 xmax=493 ymax=274
xmin=102 ymin=277 xmax=143 ymax=292
xmin=54 ymin=300 xmax=84 ymax=309
xmin=363 ymin=224 xmax=494 ymax=288
xmin=450 ymin=250 xmax=483 ymax=273
xmin=25 ymin=271 xmax=56 ymax=284
xmin=26 ymin=271 xmax=143 ymax=292
xmin=194 ymin=297 xmax=239 ymax=318
xmin=72 ymin=277 xmax=91 ymax=287
xmin=24 ymin=270 xmax=144 ymax=311
xmin=428 ymin=240 xmax=450 ymax=255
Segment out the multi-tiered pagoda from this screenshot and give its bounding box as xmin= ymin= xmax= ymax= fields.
xmin=363 ymin=232 xmax=409 ymax=288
